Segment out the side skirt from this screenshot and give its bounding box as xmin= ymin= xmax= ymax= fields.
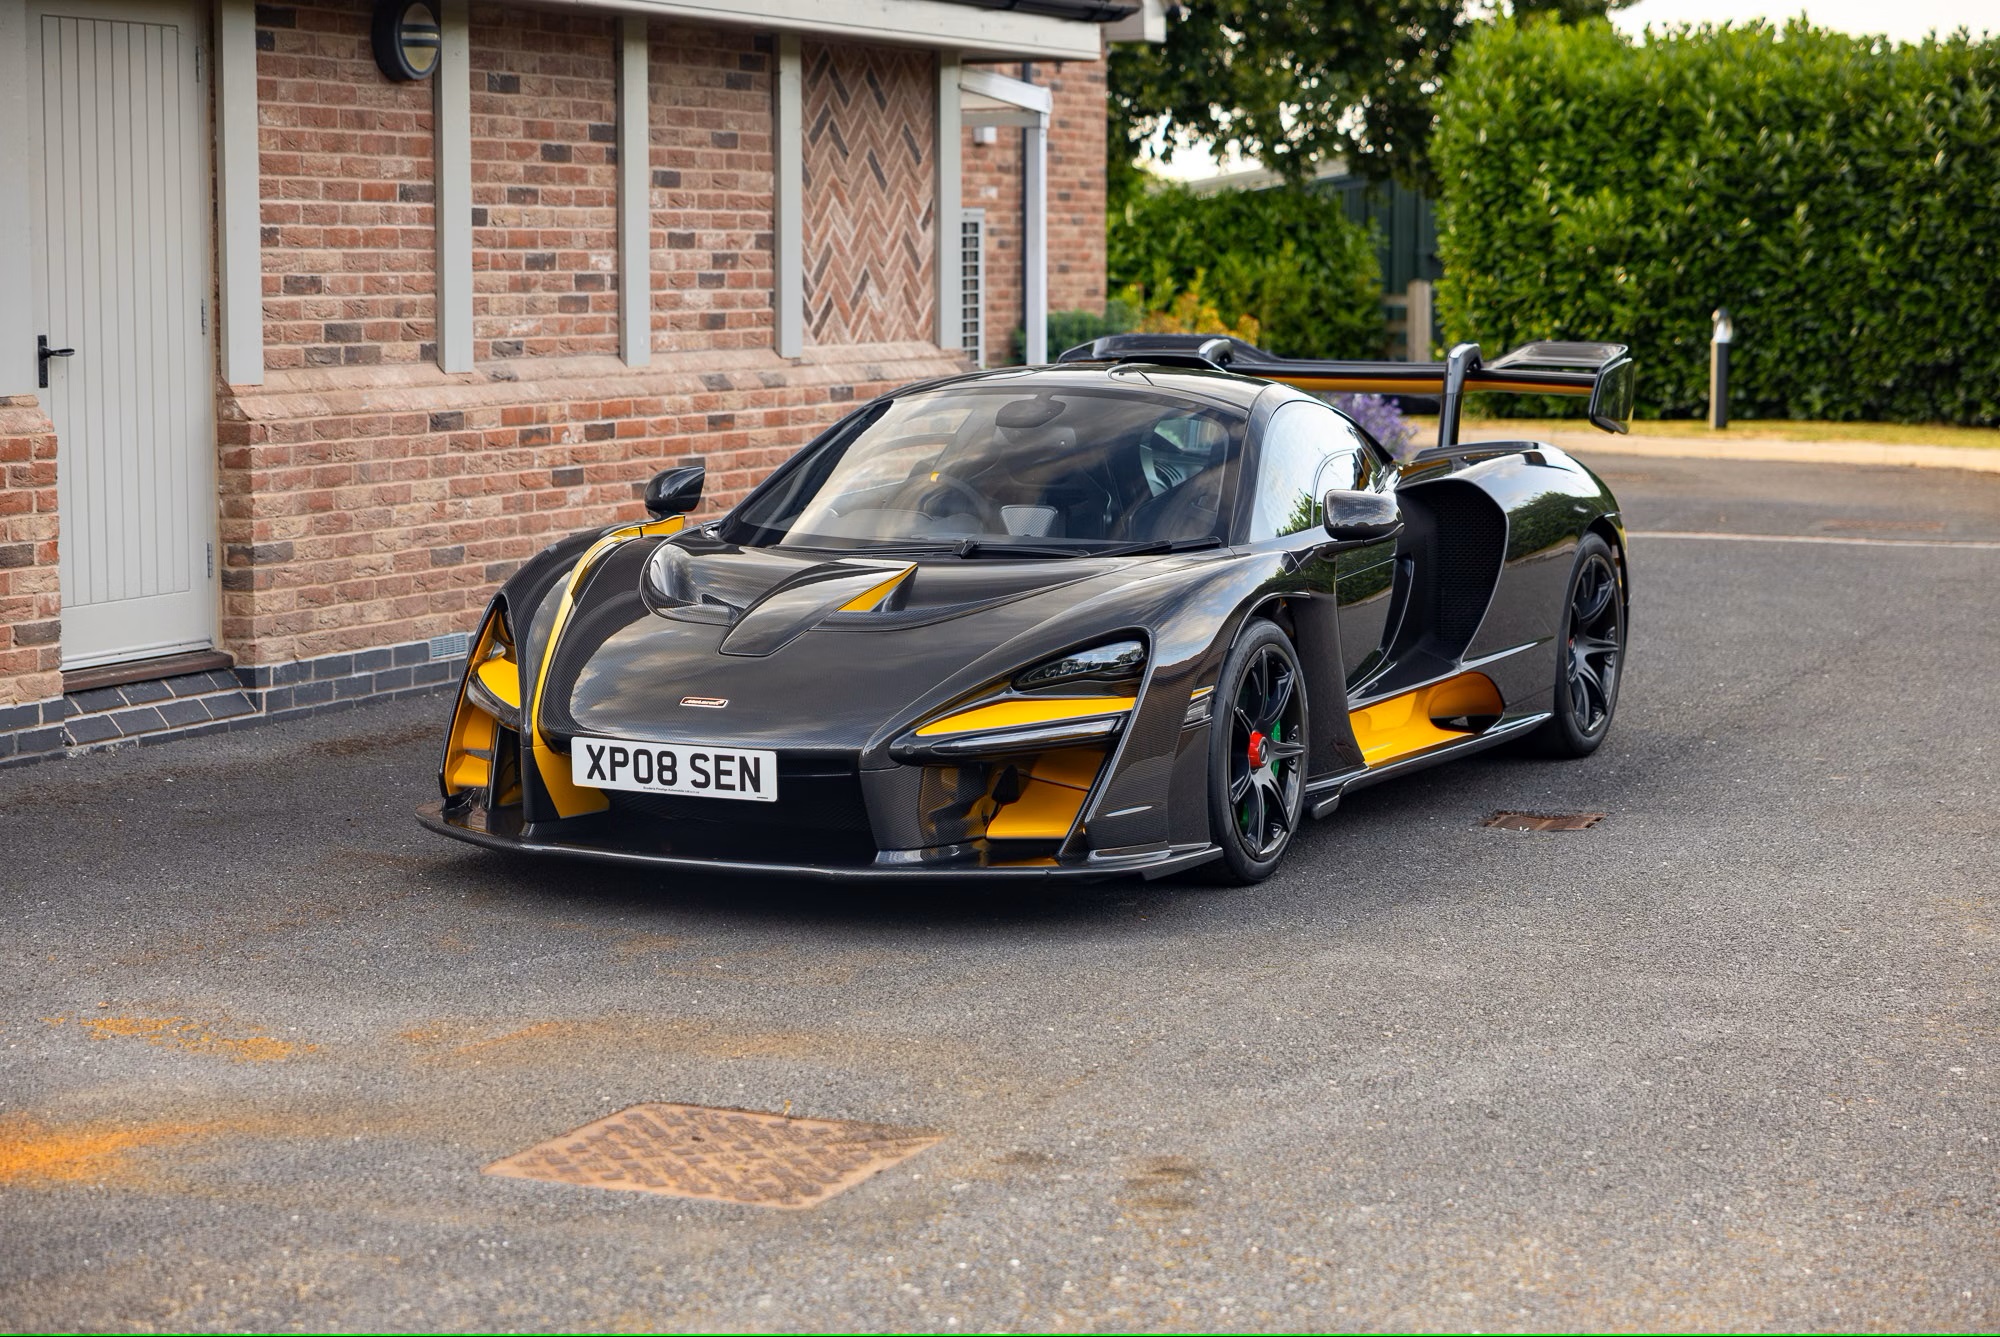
xmin=1305 ymin=712 xmax=1552 ymax=819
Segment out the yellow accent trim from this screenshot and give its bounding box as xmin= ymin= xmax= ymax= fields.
xmin=1283 ymin=376 xmax=1446 ymax=395
xmin=444 ymin=608 xmax=513 ymax=795
xmin=444 ymin=707 xmax=498 ymax=791
xmin=1272 ymin=375 xmax=1592 ymax=398
xmin=524 ymin=521 xmax=679 ymax=818
xmin=837 ymin=563 xmax=917 ymax=612
xmin=1025 ymin=746 xmax=1106 ymax=790
xmin=988 ymin=745 xmax=1106 ymax=841
xmin=915 ymin=695 xmax=1132 ymax=737
xmin=474 ymin=657 xmax=521 ymax=710
xmin=1348 ymin=672 xmax=1506 ymax=768
xmin=987 ymin=777 xmax=1089 ymax=840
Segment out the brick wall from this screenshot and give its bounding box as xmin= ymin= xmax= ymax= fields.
xmin=1045 ymin=59 xmax=1108 ymax=317
xmin=469 ymin=6 xmax=621 ymax=361
xmin=962 ymin=106 xmax=1021 ymax=365
xmin=650 ymin=25 xmax=776 ymax=354
xmin=257 ymin=0 xmax=437 ymax=372
xmin=803 ymin=42 xmax=938 ymax=346
xmin=962 ymin=58 xmax=1108 ymax=363
xmin=0 ymin=397 xmax=61 ymax=708
xmin=213 ymin=348 xmax=952 ymax=667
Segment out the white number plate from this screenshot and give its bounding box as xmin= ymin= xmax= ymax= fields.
xmin=572 ymin=738 xmax=778 ymax=802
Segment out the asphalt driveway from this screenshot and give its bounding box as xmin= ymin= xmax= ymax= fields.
xmin=1 ymin=452 xmax=1995 ymax=1331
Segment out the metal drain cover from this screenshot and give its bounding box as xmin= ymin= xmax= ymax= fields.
xmin=485 ymin=1103 xmax=941 ymax=1209
xmin=1483 ymin=810 xmax=1606 ymax=831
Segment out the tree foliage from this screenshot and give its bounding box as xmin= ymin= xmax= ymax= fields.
xmin=1108 ymin=1 xmax=1630 ymax=188
xmin=1108 ymin=184 xmax=1385 ymax=359
xmin=1434 ymin=19 xmax=2000 ymax=423
xmin=1110 ymin=2 xmax=1465 ymax=188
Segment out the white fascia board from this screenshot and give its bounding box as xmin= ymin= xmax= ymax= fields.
xmin=962 ymin=107 xmax=1043 ymax=129
xmin=1104 ymin=0 xmax=1164 ymax=44
xmin=616 ymin=14 xmax=650 ymax=367
xmin=934 ymin=52 xmax=962 ymax=351
xmin=434 ymin=0 xmax=473 ymax=373
xmin=0 ymin=0 xmax=34 ymax=394
xmin=773 ymin=33 xmax=803 ymax=358
xmin=215 ymin=0 xmax=264 ymax=385
xmin=959 ymin=67 xmax=1052 ymax=116
xmin=551 ymin=0 xmax=1104 ymax=62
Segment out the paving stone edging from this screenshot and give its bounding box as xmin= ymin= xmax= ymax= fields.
xmin=1543 ymin=431 xmax=2000 ymax=474
xmin=0 ymin=640 xmax=466 ymax=769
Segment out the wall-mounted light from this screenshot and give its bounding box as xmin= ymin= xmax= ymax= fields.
xmin=372 ymin=0 xmax=441 ymax=82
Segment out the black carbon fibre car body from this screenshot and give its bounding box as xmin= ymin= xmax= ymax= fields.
xmin=418 ymin=336 xmax=1635 ymax=883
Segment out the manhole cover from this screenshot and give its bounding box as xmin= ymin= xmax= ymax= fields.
xmin=1482 ymin=811 xmax=1605 ymax=831
xmin=484 ymin=1103 xmax=940 ymax=1209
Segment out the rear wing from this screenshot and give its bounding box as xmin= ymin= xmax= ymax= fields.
xmin=1056 ymin=334 xmax=1637 ymax=451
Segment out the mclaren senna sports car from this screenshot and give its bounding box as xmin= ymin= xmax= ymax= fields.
xmin=419 ymin=335 xmax=1636 ymax=883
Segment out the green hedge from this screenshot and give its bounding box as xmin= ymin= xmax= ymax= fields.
xmin=1107 ymin=184 xmax=1386 ymax=359
xmin=1433 ymin=20 xmax=2000 ymax=424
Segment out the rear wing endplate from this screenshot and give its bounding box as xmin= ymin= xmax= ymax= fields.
xmin=1057 ymin=334 xmax=1637 ymax=450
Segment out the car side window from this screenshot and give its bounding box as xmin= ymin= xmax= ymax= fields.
xmin=1249 ymin=402 xmax=1361 ymax=540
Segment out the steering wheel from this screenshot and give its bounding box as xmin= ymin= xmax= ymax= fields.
xmin=910 ymin=471 xmax=998 ymax=527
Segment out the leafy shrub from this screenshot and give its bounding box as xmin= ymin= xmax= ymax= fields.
xmin=1433 ymin=19 xmax=2000 ymax=424
xmin=1032 ymin=302 xmax=1144 ymax=362
xmin=1117 ymin=273 xmax=1263 ymax=343
xmin=1108 ymin=183 xmax=1386 ymax=359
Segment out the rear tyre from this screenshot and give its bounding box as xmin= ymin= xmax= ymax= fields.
xmin=1531 ymin=533 xmax=1626 ymax=758
xmin=1205 ymin=621 xmax=1309 ymax=884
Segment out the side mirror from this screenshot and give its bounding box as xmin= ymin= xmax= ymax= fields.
xmin=1588 ymin=355 xmax=1636 ymax=434
xmin=1323 ymin=489 xmax=1402 ymax=545
xmin=644 ymin=465 xmax=705 ymax=519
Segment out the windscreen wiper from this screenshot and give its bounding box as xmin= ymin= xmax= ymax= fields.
xmin=826 ymin=535 xmax=1226 ymax=560
xmin=949 ymin=539 xmax=1095 ymax=559
xmin=1087 ymin=535 xmax=1226 ymax=559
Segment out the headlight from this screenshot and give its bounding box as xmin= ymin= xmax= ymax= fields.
xmin=1013 ymin=639 xmax=1146 ymax=691
xmin=644 ymin=541 xmax=697 ymax=608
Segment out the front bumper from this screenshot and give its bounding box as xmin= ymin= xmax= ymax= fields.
xmin=416 ymin=799 xmax=1218 ymax=884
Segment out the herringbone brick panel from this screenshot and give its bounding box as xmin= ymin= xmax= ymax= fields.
xmin=803 ymin=42 xmax=937 ymax=345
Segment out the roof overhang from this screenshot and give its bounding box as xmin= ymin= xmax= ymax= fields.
xmin=960 ymin=66 xmax=1051 ymax=127
xmin=552 ymin=0 xmax=1118 ymax=61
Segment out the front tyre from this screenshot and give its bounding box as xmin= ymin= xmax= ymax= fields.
xmin=1206 ymin=621 xmax=1308 ymax=884
xmin=1532 ymin=532 xmax=1626 ymax=758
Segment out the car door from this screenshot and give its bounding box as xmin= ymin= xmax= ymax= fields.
xmin=1318 ymin=419 xmax=1401 ymax=685
xmin=1245 ymin=401 xmax=1400 ymax=685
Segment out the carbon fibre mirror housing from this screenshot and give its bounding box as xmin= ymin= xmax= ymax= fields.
xmin=645 ymin=465 xmax=705 ymax=519
xmin=1323 ymin=489 xmax=1403 ymax=545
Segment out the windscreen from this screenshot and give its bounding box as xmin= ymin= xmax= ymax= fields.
xmin=721 ymin=386 xmax=1245 ymax=552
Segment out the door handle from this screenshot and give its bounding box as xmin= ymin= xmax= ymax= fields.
xmin=37 ymin=335 xmax=75 ymax=388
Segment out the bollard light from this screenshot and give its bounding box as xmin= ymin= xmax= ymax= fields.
xmin=1709 ymin=307 xmax=1733 ymax=430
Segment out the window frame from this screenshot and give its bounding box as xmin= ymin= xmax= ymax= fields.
xmin=1243 ymin=397 xmax=1383 ymax=544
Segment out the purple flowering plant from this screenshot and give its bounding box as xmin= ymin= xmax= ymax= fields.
xmin=1328 ymin=393 xmax=1417 ymax=459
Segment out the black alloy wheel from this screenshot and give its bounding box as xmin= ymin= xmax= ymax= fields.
xmin=1207 ymin=620 xmax=1308 ymax=884
xmin=1533 ymin=532 xmax=1625 ymax=758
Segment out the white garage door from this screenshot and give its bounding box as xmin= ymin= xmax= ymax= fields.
xmin=30 ymin=0 xmax=216 ymax=670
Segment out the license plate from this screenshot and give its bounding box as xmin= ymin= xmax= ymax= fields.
xmin=572 ymin=738 xmax=778 ymax=802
